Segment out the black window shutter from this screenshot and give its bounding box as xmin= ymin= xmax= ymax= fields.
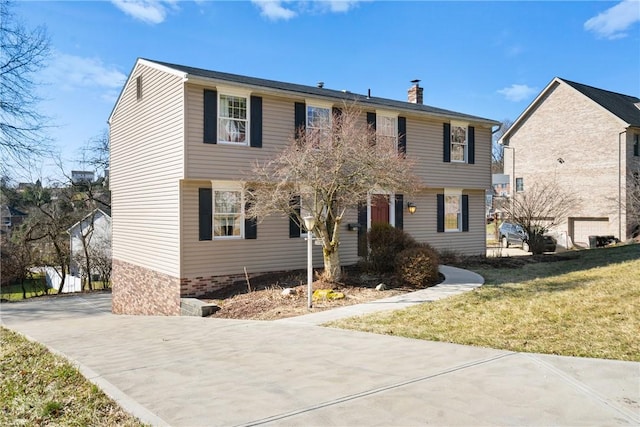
xmin=199 ymin=188 xmax=212 ymax=240
xmin=398 ymin=116 xmax=406 ymax=154
xmin=332 ymin=106 xmax=342 ymax=119
xmin=367 ymin=112 xmax=376 ymax=145
xmin=443 ymin=123 xmax=451 ymax=162
xmin=366 ymin=112 xmax=376 ymax=130
xmin=468 ymin=126 xmax=475 ymax=164
xmin=462 ymin=194 xmax=469 ymax=232
xmin=294 ymin=102 xmax=306 ymax=139
xmin=289 ymin=195 xmax=301 ymax=238
xmin=395 ymin=194 xmax=404 ymax=230
xmin=204 ymin=90 xmax=217 ymax=144
xmin=250 ymin=95 xmax=262 ymax=148
xmin=437 ymin=193 xmax=445 ymax=232
xmin=244 ymin=193 xmax=257 ymax=239
xmin=357 ymin=203 xmax=367 ymax=257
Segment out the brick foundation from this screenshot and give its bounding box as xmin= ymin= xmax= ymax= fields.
xmin=180 ymin=270 xmax=294 ymax=297
xmin=112 ymin=259 xmax=181 ymax=316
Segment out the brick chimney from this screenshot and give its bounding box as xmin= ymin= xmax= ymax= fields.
xmin=408 ymin=79 xmax=423 ymax=104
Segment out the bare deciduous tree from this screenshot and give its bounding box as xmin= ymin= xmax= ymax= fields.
xmin=0 ymin=0 xmax=51 ymax=171
xmin=247 ymin=103 xmax=421 ymax=282
xmin=81 ymin=129 xmax=110 ymax=173
xmin=502 ymin=180 xmax=580 ymax=254
xmin=626 ymin=165 xmax=640 ymax=238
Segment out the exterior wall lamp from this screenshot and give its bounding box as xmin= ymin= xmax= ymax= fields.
xmin=407 ymin=202 xmax=417 ymax=215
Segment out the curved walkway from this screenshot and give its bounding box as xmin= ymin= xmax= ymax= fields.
xmin=276 ymin=265 xmax=484 ymax=325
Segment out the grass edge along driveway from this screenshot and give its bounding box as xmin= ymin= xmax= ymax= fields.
xmin=0 ymin=327 xmax=147 ymax=427
xmin=326 ymin=244 xmax=640 ymax=362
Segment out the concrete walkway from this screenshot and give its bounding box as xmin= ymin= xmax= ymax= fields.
xmin=276 ymin=265 xmax=484 ymax=325
xmin=1 ymin=267 xmax=639 ymax=427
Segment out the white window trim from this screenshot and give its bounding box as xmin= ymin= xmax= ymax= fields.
xmin=444 ymin=188 xmax=462 ymax=232
xmin=217 ymin=85 xmax=252 ymax=146
xmin=450 ymin=120 xmax=468 ymax=163
xmin=211 ymin=181 xmax=245 ymax=239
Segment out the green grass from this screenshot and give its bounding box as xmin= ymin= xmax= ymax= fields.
xmin=0 ymin=327 xmax=146 ymax=426
xmin=327 ymin=244 xmax=640 ymax=361
xmin=1 ymin=277 xmax=110 ymax=301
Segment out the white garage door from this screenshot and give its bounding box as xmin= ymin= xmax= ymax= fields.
xmin=572 ymin=218 xmax=610 ymax=248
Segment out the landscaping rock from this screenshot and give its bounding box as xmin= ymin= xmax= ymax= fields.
xmin=281 ymin=288 xmax=296 ymax=296
xmin=375 ymin=283 xmax=387 ymax=291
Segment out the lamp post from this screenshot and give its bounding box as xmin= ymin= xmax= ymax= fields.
xmin=303 ymin=215 xmax=316 ymax=309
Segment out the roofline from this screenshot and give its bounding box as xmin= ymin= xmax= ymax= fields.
xmin=109 ymin=58 xmax=500 ymax=128
xmin=499 ymin=77 xmax=634 ymax=145
xmin=66 ymin=208 xmax=112 ymax=233
xmin=108 ymin=58 xmax=188 ymax=125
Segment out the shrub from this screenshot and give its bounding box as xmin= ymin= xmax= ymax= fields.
xmin=395 ymin=244 xmax=440 ymax=288
xmin=365 ymin=223 xmax=418 ymax=273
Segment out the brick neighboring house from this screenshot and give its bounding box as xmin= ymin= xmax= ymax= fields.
xmin=109 ymin=58 xmax=499 ymax=315
xmin=499 ymin=77 xmax=640 ymax=248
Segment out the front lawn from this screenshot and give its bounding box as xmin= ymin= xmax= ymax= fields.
xmin=0 ymin=327 xmax=146 ymax=426
xmin=327 ymin=244 xmax=640 ymax=361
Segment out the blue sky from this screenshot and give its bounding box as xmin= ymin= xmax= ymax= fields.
xmin=13 ymin=0 xmax=640 ymax=181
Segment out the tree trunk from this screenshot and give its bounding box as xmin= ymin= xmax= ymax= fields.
xmin=322 ymin=245 xmax=341 ymax=282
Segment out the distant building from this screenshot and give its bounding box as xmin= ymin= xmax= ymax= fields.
xmin=71 ymin=170 xmax=95 ymax=184
xmin=492 ymin=173 xmax=511 ymax=197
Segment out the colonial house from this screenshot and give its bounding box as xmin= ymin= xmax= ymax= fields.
xmin=109 ymin=58 xmax=499 ymax=315
xmin=500 ymin=77 xmax=640 ymax=248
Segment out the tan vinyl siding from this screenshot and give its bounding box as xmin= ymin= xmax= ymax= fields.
xmin=185 ymin=85 xmax=294 ymax=180
xmin=110 ymin=63 xmax=185 ymax=277
xmin=404 ymin=189 xmax=487 ymax=255
xmin=405 ymin=116 xmax=492 ymax=189
xmin=181 ymin=180 xmax=358 ymax=277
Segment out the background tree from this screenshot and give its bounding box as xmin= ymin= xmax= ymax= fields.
xmin=248 ymin=104 xmax=421 ymax=282
xmin=492 ymin=119 xmax=513 ymax=174
xmin=80 ymin=128 xmax=110 ymax=177
xmin=502 ymin=180 xmax=580 ymax=254
xmin=0 ymin=0 xmax=51 ymax=172
xmin=626 ymin=165 xmax=640 ymax=238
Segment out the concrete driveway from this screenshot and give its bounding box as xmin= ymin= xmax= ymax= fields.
xmin=1 ymin=293 xmax=639 ymax=427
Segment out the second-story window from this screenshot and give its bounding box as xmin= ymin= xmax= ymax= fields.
xmin=219 ymin=94 xmax=248 ymax=144
xmin=377 ymin=115 xmax=397 ymax=147
xmin=307 ymin=105 xmax=331 ymax=132
xmin=450 ymin=122 xmax=467 ymax=162
xmin=516 ymin=177 xmax=524 ymax=192
xmin=634 ymin=134 xmax=639 ymax=157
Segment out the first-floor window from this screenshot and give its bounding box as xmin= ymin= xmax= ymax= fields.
xmin=516 ymin=177 xmax=524 ymax=192
xmin=445 ymin=192 xmax=462 ymax=232
xmin=438 ymin=190 xmax=468 ymax=233
xmin=214 ymin=190 xmax=242 ymax=237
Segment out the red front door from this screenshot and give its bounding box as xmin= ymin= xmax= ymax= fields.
xmin=371 ymin=194 xmax=390 ymax=225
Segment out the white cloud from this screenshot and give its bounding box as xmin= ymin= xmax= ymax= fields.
xmin=497 ymin=84 xmax=538 ymax=102
xmin=252 ymin=1 xmax=297 ymax=21
xmin=584 ymin=0 xmax=640 ymax=40
xmin=252 ymin=0 xmax=363 ymax=21
xmin=111 ymin=0 xmax=177 ymax=24
xmin=44 ymin=53 xmax=127 ymax=99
